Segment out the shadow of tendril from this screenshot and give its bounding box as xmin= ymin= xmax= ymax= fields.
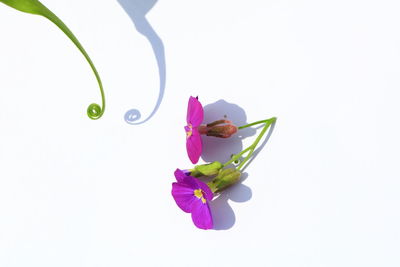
xmin=118 ymin=0 xmax=166 ymax=125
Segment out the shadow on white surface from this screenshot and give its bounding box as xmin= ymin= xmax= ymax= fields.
xmin=201 ymin=99 xmax=256 ymax=163
xmin=211 ymin=172 xmax=252 ymax=230
xmin=118 ymin=0 xmax=166 ymax=125
xmin=201 ymin=100 xmax=277 ymax=230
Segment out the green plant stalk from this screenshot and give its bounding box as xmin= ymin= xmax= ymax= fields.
xmin=223 ymin=117 xmax=276 ymax=170
xmin=0 ymin=0 xmax=105 ymax=119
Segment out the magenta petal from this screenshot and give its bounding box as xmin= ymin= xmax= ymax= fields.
xmin=186 ymin=96 xmax=204 ymax=127
xmin=171 ymin=182 xmax=196 ymax=213
xmin=191 ymin=200 xmax=213 ymax=230
xmin=182 ymin=175 xmax=199 ymax=189
xmin=186 ymin=131 xmax=202 ymax=164
xmin=174 ymin=169 xmax=188 ymax=183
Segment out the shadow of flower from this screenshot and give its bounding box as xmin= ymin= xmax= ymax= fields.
xmin=210 ymin=172 xmax=252 ymax=230
xmin=201 ymin=99 xmax=256 ymax=164
xmin=199 ymin=99 xmax=277 ymax=230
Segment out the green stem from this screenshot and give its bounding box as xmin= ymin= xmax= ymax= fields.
xmin=238 ymin=119 xmax=270 ymax=129
xmin=0 ymin=0 xmax=105 ymax=119
xmin=225 ymin=117 xmax=276 ymax=170
xmin=223 ymin=146 xmax=251 ymax=168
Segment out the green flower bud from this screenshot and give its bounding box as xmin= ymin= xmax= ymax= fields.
xmin=191 ymin=161 xmax=223 ymax=177
xmin=208 ymin=168 xmax=241 ymax=193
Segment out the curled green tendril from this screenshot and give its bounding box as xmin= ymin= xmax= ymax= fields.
xmin=87 ymin=103 xmax=103 ymax=120
xmin=0 ymin=0 xmax=105 ymax=120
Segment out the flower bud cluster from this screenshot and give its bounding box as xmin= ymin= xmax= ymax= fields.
xmin=190 ymin=162 xmax=241 ymax=193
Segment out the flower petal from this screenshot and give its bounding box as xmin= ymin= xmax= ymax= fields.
xmin=186 ymin=96 xmax=204 ymax=126
xmin=191 ymin=200 xmax=213 ymax=230
xmin=174 ymin=169 xmax=188 ymax=183
xmin=171 ymin=182 xmax=196 ymax=213
xmin=186 ymin=131 xmax=202 ymax=164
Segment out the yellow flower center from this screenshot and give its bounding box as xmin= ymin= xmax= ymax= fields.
xmin=194 ymin=189 xmax=206 ymax=204
xmin=186 ymin=124 xmax=193 ymax=139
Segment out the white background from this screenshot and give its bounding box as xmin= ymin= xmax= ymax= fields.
xmin=0 ymin=0 xmax=399 ymax=266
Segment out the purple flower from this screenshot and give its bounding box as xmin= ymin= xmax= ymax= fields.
xmin=171 ymin=169 xmax=213 ymax=230
xmin=184 ymin=96 xmax=239 ymax=163
xmin=185 ymin=96 xmax=204 ymax=164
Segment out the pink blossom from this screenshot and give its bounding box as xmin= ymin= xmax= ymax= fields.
xmin=171 ymin=169 xmax=213 ymax=230
xmin=185 ymin=96 xmax=204 ymax=164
